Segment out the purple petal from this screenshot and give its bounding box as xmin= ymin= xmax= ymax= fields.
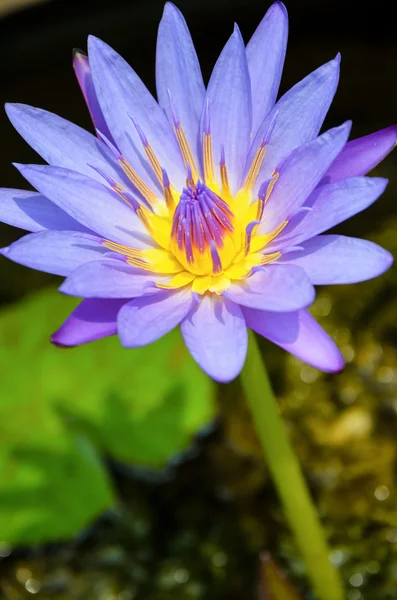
xmin=280 ymin=234 xmax=393 ymax=284
xmin=246 ymin=1 xmax=288 ymax=135
xmin=87 ymin=36 xmax=185 ymax=189
xmin=245 ymin=54 xmax=340 ymax=191
xmin=117 ymin=288 xmax=193 ymax=347
xmin=244 ymin=307 xmax=344 ymax=372
xmin=201 ymin=25 xmax=252 ymax=193
xmin=272 ymin=176 xmax=388 ymax=249
xmin=5 ymin=103 xmax=122 ymax=185
xmin=0 ymin=188 xmax=92 ymax=233
xmin=156 ymin=3 xmax=205 ymax=165
xmin=73 ymin=50 xmax=114 ymax=142
xmin=59 ymin=259 xmax=167 ymax=298
xmin=324 ymin=125 xmax=397 ymax=183
xmin=0 ymin=231 xmax=106 ymax=276
xmin=225 ymin=265 xmax=315 ymax=311
xmin=259 ymin=121 xmax=351 ymax=234
xmin=51 ymin=298 xmax=126 ymax=346
xmin=15 ymin=164 xmax=151 ymax=247
xmin=181 ymin=295 xmax=248 ymax=383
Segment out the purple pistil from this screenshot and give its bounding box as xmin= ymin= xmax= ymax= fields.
xmin=172 ymin=181 xmax=234 ymax=264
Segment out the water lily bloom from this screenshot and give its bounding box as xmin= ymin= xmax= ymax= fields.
xmin=0 ymin=2 xmax=394 ymax=382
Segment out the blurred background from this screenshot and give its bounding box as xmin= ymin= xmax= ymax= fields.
xmin=1 ymin=0 xmax=397 ymax=598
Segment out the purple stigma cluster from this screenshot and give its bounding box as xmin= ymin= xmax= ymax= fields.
xmin=171 ymin=181 xmax=234 ymax=265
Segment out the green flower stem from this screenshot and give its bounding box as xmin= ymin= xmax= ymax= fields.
xmin=240 ymin=330 xmax=344 ymax=600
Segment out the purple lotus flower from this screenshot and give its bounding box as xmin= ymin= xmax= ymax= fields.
xmin=0 ymin=2 xmax=394 ymax=382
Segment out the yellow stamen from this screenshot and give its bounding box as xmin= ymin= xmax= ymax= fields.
xmin=139 ymin=211 xmax=154 ymax=234
xmin=119 ymin=158 xmax=158 ymax=206
xmin=126 ymin=257 xmax=152 ymax=270
xmin=250 ymin=220 xmax=288 ymax=253
xmin=102 ymin=241 xmax=149 ymax=267
xmin=164 ymin=183 xmax=175 ymax=212
xmin=112 ymin=182 xmax=124 ymax=194
xmin=142 ymin=144 xmax=163 ymax=185
xmin=203 ymin=132 xmax=216 ymax=185
xmin=244 ymin=144 xmax=267 ymax=191
xmin=256 ymin=197 xmax=264 ymax=221
xmin=264 ymin=171 xmax=279 ymax=203
xmin=126 ymin=248 xmax=182 ymax=274
xmin=102 ymin=240 xmax=136 ymax=255
xmin=244 ymin=223 xmax=259 ymax=256
xmin=175 ymin=123 xmax=200 ymax=182
xmin=103 ymin=240 xmax=183 ymax=275
xmin=260 ymin=251 xmax=282 ymax=265
xmin=220 ymin=161 xmax=232 ymax=202
xmin=111 ymin=185 xmax=134 ymax=209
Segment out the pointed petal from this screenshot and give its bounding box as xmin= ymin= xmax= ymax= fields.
xmin=225 ymin=265 xmax=315 ymax=311
xmin=246 ymin=55 xmax=340 ymax=190
xmin=260 ymin=121 xmax=351 ymax=234
xmin=280 ymin=235 xmax=393 ymax=284
xmin=181 ymin=295 xmax=247 ymax=382
xmin=273 ymin=176 xmax=388 ymax=249
xmin=0 ymin=231 xmax=106 ymax=276
xmin=14 ymin=164 xmax=151 ymax=247
xmin=5 ymin=103 xmax=122 ymax=185
xmin=51 ymin=298 xmax=126 ymax=346
xmin=118 ymin=288 xmax=193 ymax=347
xmin=59 ymin=259 xmax=167 ymax=298
xmin=0 ymin=188 xmax=92 ymax=233
xmin=156 ymin=2 xmax=205 ymax=164
xmin=244 ymin=307 xmax=344 ymax=372
xmin=88 ymin=35 xmax=185 ymax=189
xmin=324 ymin=125 xmax=397 ymax=183
xmin=201 ymin=25 xmax=252 ymax=193
xmin=246 ymin=1 xmax=288 ymax=135
xmin=73 ymin=50 xmax=114 ymax=142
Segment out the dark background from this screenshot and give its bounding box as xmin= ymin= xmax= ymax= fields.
xmin=1 ymin=0 xmax=396 ymax=184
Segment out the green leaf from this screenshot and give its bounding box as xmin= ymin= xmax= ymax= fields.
xmin=0 ymin=287 xmax=215 ymax=544
xmin=0 ymin=433 xmax=114 ymax=545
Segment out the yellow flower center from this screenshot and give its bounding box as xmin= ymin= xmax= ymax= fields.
xmin=101 ymin=121 xmax=287 ymax=295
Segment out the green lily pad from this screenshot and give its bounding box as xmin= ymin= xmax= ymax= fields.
xmin=0 ymin=433 xmax=114 ymax=545
xmin=0 ymin=287 xmax=215 ymax=544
